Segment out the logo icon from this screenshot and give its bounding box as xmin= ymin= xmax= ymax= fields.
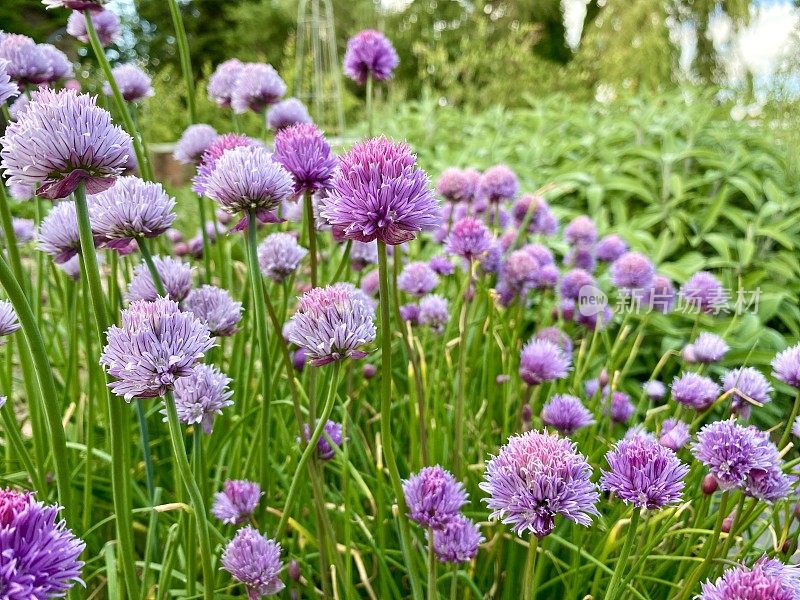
xmin=577 ymin=284 xmax=607 ymax=317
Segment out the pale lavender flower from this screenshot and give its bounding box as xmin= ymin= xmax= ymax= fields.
xmin=207 ymin=59 xmax=243 ymax=108
xmin=0 ymin=488 xmax=85 ymax=600
xmin=523 ymin=243 xmax=555 ymax=266
xmin=793 ymin=417 xmax=800 ymax=439
xmin=419 ymin=294 xmax=449 ymax=333
xmin=287 ymin=283 xmax=376 ymax=366
xmin=773 ymin=344 xmax=800 ymax=388
xmin=173 ymin=124 xmax=218 ymax=165
xmin=511 ymin=194 xmax=557 ymax=235
xmin=541 ymin=394 xmax=594 ymax=435
xmin=57 ymin=254 xmax=82 ymax=280
xmin=267 ymin=97 xmax=311 ymax=130
xmin=610 ymin=251 xmax=655 ymax=291
xmin=399 ymin=303 xmax=420 ymax=325
xmin=302 ymin=420 xmax=343 ymax=460
xmin=429 ymin=515 xmax=483 ymax=564
xmin=103 ymin=64 xmax=153 ymax=102
xmin=429 ymin=255 xmax=454 ymax=276
xmin=659 ymin=419 xmax=689 ymax=451
xmin=699 ymin=556 xmax=800 ymax=600
xmin=37 ymin=200 xmax=80 ymax=263
xmin=398 ymin=261 xmax=439 ymax=296
xmin=212 ymin=480 xmax=262 ymax=525
xmin=349 ymin=241 xmax=377 ymax=271
xmin=436 ymin=168 xmax=476 ymax=203
xmin=183 ymin=285 xmax=243 ymax=337
xmin=0 ymin=300 xmax=19 ymax=338
xmin=500 ymin=249 xmax=538 ymax=297
xmin=231 ymin=63 xmax=286 ymax=114
xmin=0 ymin=35 xmax=51 ymax=85
xmin=321 ymin=137 xmax=440 ymax=245
xmin=403 ymin=465 xmax=467 ymax=529
xmin=519 ymin=339 xmax=570 ymax=385
xmin=477 ymin=165 xmax=517 ymax=203
xmin=39 ymin=44 xmax=73 ymax=83
xmin=534 ymin=326 xmax=573 ymax=355
xmin=221 ymin=527 xmax=285 ymax=598
xmin=6 ymin=217 xmax=34 ymax=244
xmin=565 ymin=243 xmax=596 ymax=272
xmin=641 ymin=274 xmax=675 ymax=314
xmin=643 ymin=380 xmax=666 ymax=402
xmin=480 ymin=430 xmax=599 ymax=537
xmin=680 ymin=271 xmax=727 ymax=314
xmin=100 ymin=297 xmax=213 ymax=400
xmin=257 ymin=232 xmax=307 ymax=282
xmin=272 ymin=123 xmax=337 ymax=194
xmin=564 ymin=216 xmax=597 ymax=246
xmin=723 ymin=367 xmax=772 ymax=418
xmin=601 ymin=434 xmax=688 ymax=509
xmin=89 ymin=176 xmax=176 ymax=250
xmin=445 ymin=217 xmax=493 ymax=260
xmin=691 ymin=332 xmax=729 ymax=364
xmin=671 ymin=373 xmax=720 ymax=411
xmin=361 ymin=269 xmax=380 ymax=296
xmin=204 ymin=146 xmax=294 ymax=231
xmin=192 ymin=133 xmax=261 ymax=196
xmin=126 ymin=256 xmax=192 ymax=303
xmin=343 ymin=29 xmax=399 ymax=85
xmin=0 ymin=60 xmax=18 ymax=105
xmin=170 ymin=364 xmax=233 ymax=434
xmin=606 ymin=391 xmax=634 ymax=424
xmin=0 ymin=88 xmax=130 ymax=199
xmin=67 ymin=8 xmax=120 ymax=46
xmin=596 ymin=234 xmax=627 ymax=262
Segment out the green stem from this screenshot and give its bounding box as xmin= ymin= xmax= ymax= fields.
xmin=166 ymin=0 xmax=197 ymax=124
xmin=377 ymin=241 xmax=424 ymax=600
xmin=304 ymin=191 xmax=318 ymax=287
xmin=453 ymin=261 xmax=473 ymax=478
xmin=607 ymin=509 xmax=641 ymax=600
xmin=138 ymin=238 xmax=167 ymax=297
xmin=428 ymin=528 xmax=437 ymax=600
xmin=329 ymin=239 xmax=352 ymax=285
xmin=0 ymin=183 xmax=25 ymax=286
xmin=73 ymin=183 xmax=139 ymax=599
xmin=275 ymin=362 xmax=342 ymax=537
xmin=779 ymin=391 xmax=800 ymax=449
xmin=522 ymin=536 xmax=539 ymax=599
xmin=164 ymin=393 xmax=214 ymax=600
xmin=366 ymin=74 xmax=374 ymax=137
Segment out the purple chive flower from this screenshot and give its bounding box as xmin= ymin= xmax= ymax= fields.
xmin=512 ymin=194 xmax=557 ymax=235
xmin=399 ymin=303 xmax=420 ymax=325
xmin=606 ymin=391 xmax=634 ymax=424
xmin=57 ymin=254 xmax=82 ymax=280
xmin=361 ymin=269 xmax=380 ymax=296
xmin=700 ymin=557 xmax=800 ymax=600
xmin=0 ymin=300 xmax=20 ymax=338
xmin=429 ymin=255 xmax=454 ymax=276
xmin=272 ymin=123 xmax=337 ymax=194
xmin=419 ymin=294 xmax=449 ymax=333
xmin=680 ymin=271 xmax=727 ymax=314
xmin=402 ymin=465 xmax=467 ymax=529
xmin=287 ymin=283 xmax=376 ymax=366
xmin=170 ymin=363 xmax=233 ymax=433
xmin=523 ymin=243 xmax=555 ymax=266
xmin=541 ymin=394 xmax=594 ymax=435
xmin=173 ymin=124 xmax=218 ymax=165
xmin=221 ymin=526 xmax=285 ymax=598
xmin=429 ymin=515 xmax=483 ymax=564
xmin=659 ymin=419 xmax=689 ymax=451
xmin=643 ymin=380 xmax=666 ymax=402
xmin=192 ymin=133 xmax=261 ymax=196
xmin=267 ymin=97 xmax=311 ymax=130
xmin=596 ymin=234 xmax=628 ymax=262
xmin=349 ymin=241 xmax=377 ymax=271
xmin=37 ymin=201 xmax=81 ymax=263
xmin=519 ymin=339 xmax=571 ymax=386
xmin=585 ymin=379 xmax=603 ymax=398
xmin=321 ymin=137 xmax=440 ymax=245
xmin=183 ymin=285 xmax=243 ymax=337
xmin=445 ymin=217 xmax=493 ymax=261
xmin=103 ymin=64 xmax=153 ymax=102
xmin=0 ymin=488 xmax=85 ymax=599
xmin=100 ymin=297 xmax=214 ymax=400
xmin=565 ymin=244 xmax=596 ymax=272
xmin=601 ymin=433 xmax=688 ymax=509
xmin=477 ymin=165 xmax=518 ymax=203
xmin=0 ymin=60 xmax=19 ymax=106
xmin=39 ymin=44 xmax=73 ymax=83
xmin=0 ymin=35 xmax=51 ymax=85
xmin=257 ymin=232 xmax=307 ymax=282
xmin=212 ymin=480 xmax=262 ymax=525
xmin=204 ymin=146 xmax=294 ymax=231
xmin=671 ymin=373 xmax=720 ymax=411
xmin=126 ymin=256 xmax=192 ymax=303
xmin=773 ymin=344 xmax=800 ymax=388
xmin=610 ymin=251 xmax=655 ymax=291
xmin=0 ymin=88 xmax=130 ymax=199
xmin=43 ymin=0 xmax=105 ymax=9
xmin=231 ymin=63 xmax=286 ymax=114
xmin=343 ymin=29 xmax=399 ymax=85
xmin=207 ymin=59 xmax=243 ymax=108
xmin=722 ymin=367 xmax=772 ymax=418
xmin=641 ymin=274 xmax=675 ymax=314
xmin=534 ymin=326 xmax=573 ymax=355
xmin=564 ymin=216 xmax=597 ymax=246
xmin=690 ymin=332 xmax=729 ymax=363
xmin=559 ymin=269 xmax=596 ymax=301
xmin=89 ymin=176 xmax=176 ymax=250
xmin=8 ymin=218 xmax=33 ymax=245
xmin=302 ymin=420 xmax=343 ymax=460
xmin=67 ymin=8 xmax=120 ymax=46
xmin=480 ymin=430 xmax=600 ymax=538
xmin=398 ymin=261 xmax=439 ymax=296
xmin=436 ymin=168 xmax=476 ymax=203
xmin=500 ymin=250 xmax=538 ymax=297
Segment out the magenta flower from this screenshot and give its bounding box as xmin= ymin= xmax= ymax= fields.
xmin=0 ymin=88 xmax=130 ymax=199
xmin=42 ymin=0 xmax=104 ymax=9
xmin=170 ymin=363 xmax=233 ymax=434
xmin=519 ymin=339 xmax=570 ymax=386
xmin=231 ymin=63 xmax=286 ymax=114
xmin=402 ymin=465 xmax=467 ymax=529
xmin=221 ymin=526 xmax=285 ymax=598
xmin=100 ymin=297 xmax=214 ymax=400
xmin=37 ymin=200 xmax=81 ymax=263
xmin=272 ymin=123 xmax=337 ymax=194
xmin=67 ymin=9 xmax=120 ymax=46
xmin=445 ymin=217 xmax=493 ymax=261
xmin=398 ymin=261 xmax=439 ymax=296
xmin=212 ymin=480 xmax=262 ymax=525
xmin=419 ymin=294 xmax=449 ymax=333
xmin=601 ymin=433 xmax=688 ymax=509
xmin=436 ymin=168 xmax=476 ymax=203
xmin=541 ymin=394 xmax=594 ymax=435
xmin=126 ymin=256 xmax=192 ymax=303
xmin=321 ymin=137 xmax=440 ymax=245
xmin=103 ymin=64 xmax=153 ymax=102
xmin=287 ymin=283 xmax=376 ymax=366
xmin=428 ymin=515 xmax=483 ymax=564
xmin=480 ymin=430 xmax=599 ymax=537
xmin=773 ymin=343 xmax=800 ymax=388
xmin=207 ymin=59 xmax=243 ymax=108
xmin=257 ymin=232 xmax=307 ymax=283
xmin=173 ymin=124 xmax=218 ymax=165
xmin=343 ymin=29 xmax=399 ymax=85
xmin=671 ymin=373 xmax=720 ymax=411
xmin=700 ymin=556 xmax=800 ymax=600
xmin=476 ymin=165 xmax=518 ymax=203
xmin=267 ymin=97 xmax=311 ymax=130
xmin=184 ymin=285 xmax=242 ymax=337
